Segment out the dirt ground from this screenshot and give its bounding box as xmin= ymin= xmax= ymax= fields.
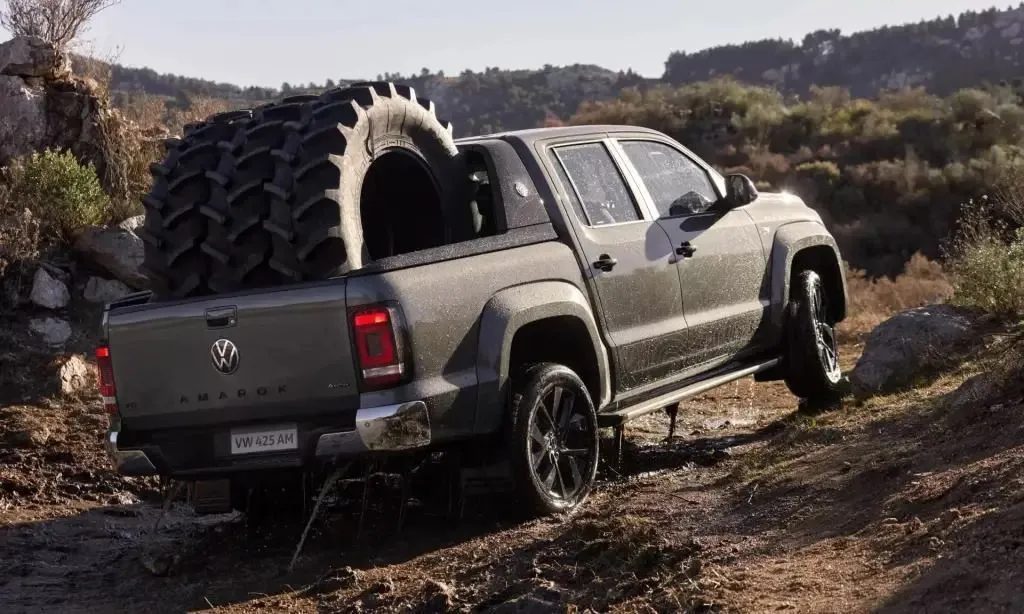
xmin=1 ymin=328 xmax=1022 ymax=613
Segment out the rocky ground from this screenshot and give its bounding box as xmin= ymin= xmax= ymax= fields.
xmin=1 ymin=312 xmax=1022 ymax=613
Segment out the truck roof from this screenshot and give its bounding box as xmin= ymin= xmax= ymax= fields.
xmin=456 ymin=124 xmax=664 ymax=146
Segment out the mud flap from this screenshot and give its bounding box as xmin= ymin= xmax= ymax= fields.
xmin=190 ymin=479 xmax=232 ymax=515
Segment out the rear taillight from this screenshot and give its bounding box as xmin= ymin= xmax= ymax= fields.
xmin=352 ymin=306 xmax=405 ymax=390
xmin=95 ymin=346 xmax=118 ymax=415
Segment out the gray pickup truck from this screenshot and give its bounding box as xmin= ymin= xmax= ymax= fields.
xmin=98 ymin=86 xmax=846 ymax=515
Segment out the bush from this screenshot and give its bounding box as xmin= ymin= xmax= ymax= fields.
xmin=1 ymin=149 xmax=110 ymax=243
xmin=946 ymin=175 xmax=1024 ymax=316
xmin=0 ymin=204 xmax=41 ymax=280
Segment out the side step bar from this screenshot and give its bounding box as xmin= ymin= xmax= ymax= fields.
xmin=597 ymin=357 xmax=781 ymax=427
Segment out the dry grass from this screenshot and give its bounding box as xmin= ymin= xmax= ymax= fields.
xmin=840 ymin=252 xmax=953 ymax=341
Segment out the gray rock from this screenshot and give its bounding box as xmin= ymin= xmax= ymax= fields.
xmin=29 ymin=267 xmax=70 ymax=309
xmin=58 ymin=354 xmax=93 ymax=395
xmin=83 ymin=277 xmax=133 ymax=304
xmin=850 ymin=305 xmax=975 ymax=397
xmin=0 ymin=74 xmax=46 ymax=163
xmin=29 ymin=316 xmax=72 ymax=346
xmin=0 ymin=36 xmax=69 ymax=79
xmin=39 ymin=261 xmax=71 ymax=283
xmin=74 ymin=216 xmax=148 ymax=289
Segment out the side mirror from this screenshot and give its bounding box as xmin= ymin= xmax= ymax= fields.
xmin=724 ymin=174 xmax=758 ymax=208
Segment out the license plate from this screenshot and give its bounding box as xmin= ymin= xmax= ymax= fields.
xmin=230 ymin=425 xmax=298 ymax=455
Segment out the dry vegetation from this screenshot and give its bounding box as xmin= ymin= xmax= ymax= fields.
xmin=841 ymin=254 xmax=954 ymax=341
xmin=0 ymin=0 xmax=118 ymax=49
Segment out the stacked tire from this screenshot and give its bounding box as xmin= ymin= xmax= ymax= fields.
xmin=140 ymin=83 xmax=469 ymax=299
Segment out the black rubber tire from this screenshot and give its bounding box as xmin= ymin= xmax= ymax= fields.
xmin=508 ymin=363 xmax=599 ymax=516
xmin=263 ymin=82 xmax=472 ymax=282
xmin=201 ymin=96 xmax=319 ymax=293
xmin=784 ymin=270 xmax=844 ymax=402
xmin=140 ymin=111 xmax=252 ymax=299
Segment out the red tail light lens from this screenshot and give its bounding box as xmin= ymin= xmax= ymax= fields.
xmin=352 ymin=307 xmax=405 ymax=390
xmin=95 ymin=346 xmax=119 ymax=415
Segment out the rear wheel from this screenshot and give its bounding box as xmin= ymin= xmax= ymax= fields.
xmin=508 ymin=363 xmax=599 ymax=515
xmin=784 ymin=270 xmax=843 ymax=402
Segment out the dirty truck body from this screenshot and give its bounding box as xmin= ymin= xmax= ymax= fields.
xmin=102 ymin=125 xmax=846 ymax=506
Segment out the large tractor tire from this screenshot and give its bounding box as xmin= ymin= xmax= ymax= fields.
xmin=140 ymin=111 xmax=251 ymax=299
xmin=140 ymin=82 xmax=469 ymax=298
xmin=200 ymin=96 xmax=319 ymax=293
xmin=263 ymin=82 xmax=472 ymax=282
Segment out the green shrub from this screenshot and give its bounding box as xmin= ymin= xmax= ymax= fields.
xmin=1 ymin=149 xmax=110 ymax=243
xmin=947 ymin=200 xmax=1024 ymax=316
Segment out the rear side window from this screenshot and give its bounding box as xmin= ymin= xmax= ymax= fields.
xmin=554 ymin=143 xmax=641 ymax=226
xmin=620 ymin=141 xmax=718 ymax=217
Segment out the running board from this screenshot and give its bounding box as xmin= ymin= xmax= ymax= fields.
xmin=597 ymin=357 xmax=781 ymax=427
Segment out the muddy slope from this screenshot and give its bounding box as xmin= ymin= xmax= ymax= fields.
xmin=1 ymin=336 xmax=1022 ymax=613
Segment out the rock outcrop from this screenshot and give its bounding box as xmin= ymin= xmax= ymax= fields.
xmin=0 ymin=36 xmax=107 ymax=176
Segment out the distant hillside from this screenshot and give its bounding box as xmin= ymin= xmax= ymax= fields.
xmin=665 ymin=5 xmax=1024 ymax=96
xmin=99 ymin=5 xmax=1024 ymax=134
xmin=102 ymin=62 xmax=648 ymax=137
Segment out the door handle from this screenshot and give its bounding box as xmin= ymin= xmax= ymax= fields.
xmin=593 ymin=254 xmax=618 ymax=272
xmin=676 ymin=241 xmax=697 ymax=258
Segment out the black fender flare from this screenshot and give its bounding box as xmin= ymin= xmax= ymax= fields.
xmin=769 ymin=222 xmax=848 ymax=330
xmin=474 ymin=281 xmax=611 ymax=434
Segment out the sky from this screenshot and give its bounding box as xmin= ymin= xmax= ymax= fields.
xmin=3 ymin=0 xmax=1006 ymax=87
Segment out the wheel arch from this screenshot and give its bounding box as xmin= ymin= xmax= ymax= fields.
xmin=770 ymin=223 xmax=848 ymax=329
xmin=474 ymin=281 xmax=611 ymax=434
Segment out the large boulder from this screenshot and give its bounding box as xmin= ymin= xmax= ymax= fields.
xmin=29 ymin=316 xmax=72 ymax=346
xmin=0 ymin=36 xmax=69 ymax=79
xmin=850 ymin=305 xmax=976 ymax=397
xmin=74 ymin=216 xmax=148 ymax=289
xmin=29 ymin=267 xmax=70 ymax=309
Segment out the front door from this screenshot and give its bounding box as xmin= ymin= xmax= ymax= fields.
xmin=547 ymin=141 xmax=690 ymax=392
xmin=617 ymin=139 xmax=768 ymax=368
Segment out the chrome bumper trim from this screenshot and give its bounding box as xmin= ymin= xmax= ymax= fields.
xmin=315 ymin=400 xmax=431 ymax=458
xmin=106 ymin=431 xmax=158 ymax=476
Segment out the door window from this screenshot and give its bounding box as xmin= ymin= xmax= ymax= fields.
xmin=554 ymin=143 xmax=641 ymax=226
xmin=620 ymin=141 xmax=718 ymax=217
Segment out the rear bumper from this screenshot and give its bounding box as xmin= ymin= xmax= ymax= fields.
xmin=106 ymin=400 xmax=431 ymax=477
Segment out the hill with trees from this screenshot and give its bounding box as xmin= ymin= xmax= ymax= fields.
xmin=99 ymin=5 xmax=1024 ymax=134
xmin=664 ymin=5 xmax=1024 ymax=96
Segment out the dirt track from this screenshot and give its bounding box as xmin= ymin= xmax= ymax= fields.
xmin=2 ymin=334 xmax=1022 ymax=613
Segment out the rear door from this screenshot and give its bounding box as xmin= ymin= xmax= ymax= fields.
xmin=108 ymin=282 xmax=360 ymax=430
xmin=546 ymin=139 xmax=689 ymax=392
xmin=616 ymin=139 xmax=768 ymax=367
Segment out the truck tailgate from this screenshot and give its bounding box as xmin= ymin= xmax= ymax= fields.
xmin=107 ymin=282 xmax=359 ymax=430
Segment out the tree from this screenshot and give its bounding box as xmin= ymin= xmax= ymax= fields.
xmin=0 ymin=0 xmax=120 ymax=49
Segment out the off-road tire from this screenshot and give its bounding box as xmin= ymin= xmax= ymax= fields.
xmin=263 ymin=82 xmax=471 ymax=282
xmin=508 ymin=363 xmax=599 ymax=516
xmin=141 ymin=82 xmax=468 ymax=297
xmin=140 ymin=110 xmax=252 ymax=299
xmin=784 ymin=270 xmax=844 ymax=402
xmin=200 ymin=96 xmax=319 ymax=293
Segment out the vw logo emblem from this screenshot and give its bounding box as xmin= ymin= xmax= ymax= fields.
xmin=210 ymin=339 xmax=240 ymax=374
